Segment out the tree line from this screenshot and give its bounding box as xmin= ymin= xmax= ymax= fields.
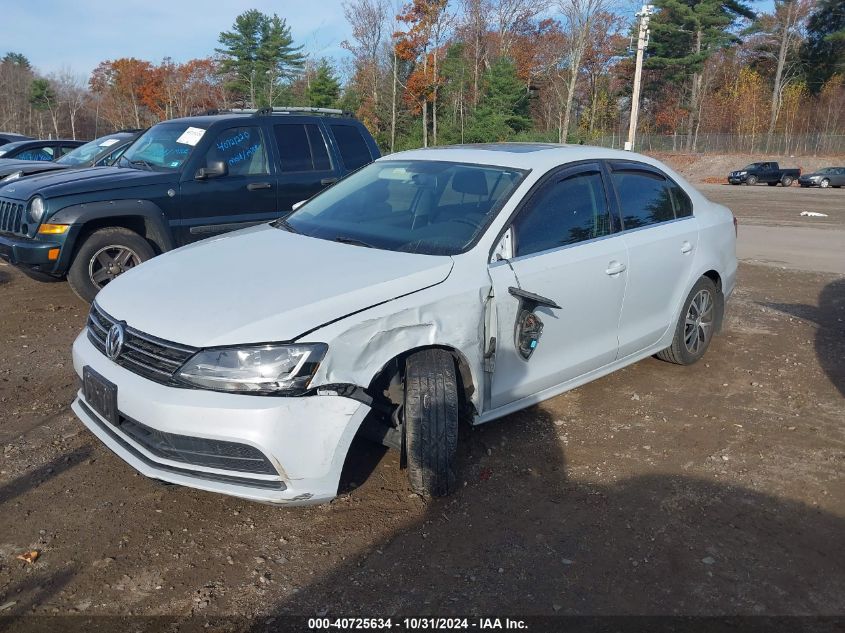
xmin=1 ymin=0 xmax=842 ymax=154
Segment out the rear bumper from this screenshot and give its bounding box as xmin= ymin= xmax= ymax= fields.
xmin=0 ymin=233 xmax=63 ymax=272
xmin=71 ymin=332 xmax=371 ymax=505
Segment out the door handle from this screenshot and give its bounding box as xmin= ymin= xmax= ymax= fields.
xmin=247 ymin=182 xmax=272 ymax=191
xmin=320 ymin=177 xmax=338 ymax=185
xmin=605 ymin=261 xmax=627 ymax=276
xmin=681 ymin=241 xmax=693 ymax=254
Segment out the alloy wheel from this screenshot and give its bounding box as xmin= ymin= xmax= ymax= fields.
xmin=88 ymin=245 xmax=142 ymax=289
xmin=684 ymin=289 xmax=714 ymax=355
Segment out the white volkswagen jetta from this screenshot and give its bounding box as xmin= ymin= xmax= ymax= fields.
xmin=71 ymin=144 xmax=737 ymax=505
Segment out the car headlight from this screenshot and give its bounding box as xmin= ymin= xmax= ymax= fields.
xmin=2 ymin=170 xmax=22 ymax=183
xmin=28 ymin=196 xmax=45 ymax=223
xmin=177 ymin=343 xmax=328 ymax=394
xmin=738 ymin=171 xmax=747 ymax=176
xmin=809 ymin=175 xmax=821 ymax=180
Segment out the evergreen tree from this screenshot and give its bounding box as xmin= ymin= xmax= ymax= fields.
xmin=307 ymin=60 xmax=341 ymax=108
xmin=801 ymin=0 xmax=845 ymax=92
xmin=2 ymin=52 xmax=31 ymax=69
xmin=216 ymin=10 xmax=305 ymax=106
xmin=464 ymin=57 xmax=531 ymax=143
xmin=647 ymin=0 xmax=755 ymax=148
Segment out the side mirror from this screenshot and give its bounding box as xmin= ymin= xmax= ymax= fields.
xmin=490 ymin=227 xmax=514 ymax=263
xmin=291 ymin=200 xmax=307 ymax=212
xmin=195 ymin=160 xmax=228 ymax=180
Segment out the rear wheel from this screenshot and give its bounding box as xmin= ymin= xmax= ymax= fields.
xmin=403 ymin=349 xmax=459 ymax=497
xmin=68 ymin=227 xmax=155 ymax=303
xmin=746 ymin=175 xmax=758 ymax=185
xmin=781 ymin=175 xmax=794 ymax=187
xmin=656 ymin=277 xmax=718 ymax=365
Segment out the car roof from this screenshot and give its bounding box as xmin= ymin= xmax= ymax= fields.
xmin=382 ymin=143 xmax=667 ymax=172
xmin=2 ymin=139 xmax=81 ymax=150
xmin=156 ymin=110 xmax=360 ymax=128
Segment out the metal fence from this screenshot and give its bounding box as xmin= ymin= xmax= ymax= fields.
xmin=590 ymin=133 xmax=845 ymax=155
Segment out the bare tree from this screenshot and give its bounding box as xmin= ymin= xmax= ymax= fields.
xmin=491 ymin=0 xmax=549 ymax=57
xmin=343 ymin=0 xmax=390 ymax=127
xmin=557 ymin=0 xmax=615 ymax=141
xmin=750 ymin=0 xmax=813 ymax=151
xmin=54 ymin=68 xmax=86 ymax=139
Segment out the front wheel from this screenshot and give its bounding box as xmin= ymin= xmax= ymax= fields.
xmin=67 ymin=227 xmax=155 ymax=303
xmin=656 ymin=277 xmax=718 ymax=365
xmin=781 ymin=175 xmax=794 ymax=187
xmin=403 ymin=349 xmax=459 ymax=497
xmin=746 ymin=175 xmax=758 ymax=185
xmin=820 ymin=178 xmax=831 ymax=188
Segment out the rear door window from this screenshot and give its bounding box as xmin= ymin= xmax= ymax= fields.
xmin=329 ymin=124 xmax=372 ymax=171
xmin=611 ymin=171 xmax=676 ymax=229
xmin=274 ymin=123 xmax=332 ymax=172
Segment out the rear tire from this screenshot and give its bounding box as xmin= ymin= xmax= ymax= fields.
xmin=656 ymin=277 xmax=718 ymax=366
xmin=403 ymin=349 xmax=459 ymax=497
xmin=746 ymin=175 xmax=758 ymax=185
xmin=68 ymin=227 xmax=154 ymax=303
xmin=781 ymin=175 xmax=794 ymax=187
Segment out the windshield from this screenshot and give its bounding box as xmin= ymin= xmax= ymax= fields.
xmin=817 ymin=167 xmax=836 ymax=174
xmin=119 ymin=123 xmax=205 ymax=171
xmin=283 ymin=160 xmax=527 ymax=256
xmin=56 ymin=135 xmax=126 ymax=166
xmin=743 ymin=164 xmax=761 ymax=170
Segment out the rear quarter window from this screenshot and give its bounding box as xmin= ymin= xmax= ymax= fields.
xmin=329 ymin=124 xmax=372 ymax=171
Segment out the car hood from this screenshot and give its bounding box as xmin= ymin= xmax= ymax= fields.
xmin=0 ymin=165 xmax=172 ymax=200
xmin=0 ymin=159 xmax=68 ymax=178
xmin=96 ymin=224 xmax=454 ymax=347
xmin=801 ymin=172 xmax=830 ymax=178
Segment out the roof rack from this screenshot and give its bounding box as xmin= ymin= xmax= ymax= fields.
xmin=229 ymin=107 xmax=352 ymax=118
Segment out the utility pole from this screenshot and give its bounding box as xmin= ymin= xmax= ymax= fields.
xmin=625 ymin=4 xmax=654 ymax=151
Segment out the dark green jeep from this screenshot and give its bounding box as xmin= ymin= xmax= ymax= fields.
xmin=0 ymin=108 xmax=380 ymax=301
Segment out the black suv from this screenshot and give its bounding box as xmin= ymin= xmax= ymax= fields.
xmin=0 ymin=108 xmax=380 ymax=301
xmin=0 ymin=138 xmax=85 ymax=161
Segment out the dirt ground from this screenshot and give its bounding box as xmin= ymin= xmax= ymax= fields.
xmin=0 ymin=183 xmax=843 ymax=627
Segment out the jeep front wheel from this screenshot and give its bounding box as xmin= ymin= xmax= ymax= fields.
xmin=68 ymin=227 xmax=155 ymax=302
xmin=403 ymin=349 xmax=459 ymax=497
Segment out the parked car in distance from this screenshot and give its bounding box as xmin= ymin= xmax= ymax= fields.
xmin=727 ymin=161 xmax=800 ymax=186
xmin=0 ymin=131 xmax=142 ymax=183
xmin=798 ymin=167 xmax=845 ymax=188
xmin=0 ymin=138 xmax=85 ymax=161
xmin=0 ymin=132 xmax=33 ymax=146
xmin=0 ymin=107 xmax=380 ymax=301
xmin=70 ymin=144 xmax=737 ymax=505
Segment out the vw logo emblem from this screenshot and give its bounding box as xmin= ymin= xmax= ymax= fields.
xmin=105 ymin=323 xmax=126 ymax=360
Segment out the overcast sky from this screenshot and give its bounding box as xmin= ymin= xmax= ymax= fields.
xmin=6 ymin=0 xmax=775 ymax=80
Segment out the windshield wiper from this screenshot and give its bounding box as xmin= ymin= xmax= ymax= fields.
xmin=272 ymin=217 xmax=298 ymax=233
xmin=333 ymin=236 xmax=373 ymax=248
xmin=129 ymin=159 xmax=155 ymax=171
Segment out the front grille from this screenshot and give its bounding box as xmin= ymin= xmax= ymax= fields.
xmin=0 ymin=198 xmax=25 ymax=234
xmin=87 ymin=302 xmax=198 ymax=386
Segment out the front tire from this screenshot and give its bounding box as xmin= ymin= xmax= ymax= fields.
xmin=656 ymin=277 xmax=718 ymax=365
xmin=746 ymin=175 xmax=758 ymax=185
xmin=403 ymin=349 xmax=459 ymax=497
xmin=820 ymin=178 xmax=831 ymax=188
xmin=67 ymin=227 xmax=155 ymax=303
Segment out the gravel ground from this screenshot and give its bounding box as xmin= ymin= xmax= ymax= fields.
xmin=0 ymin=183 xmax=843 ymax=627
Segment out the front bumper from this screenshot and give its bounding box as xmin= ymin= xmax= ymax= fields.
xmin=727 ymin=175 xmax=746 ymax=184
xmin=71 ymin=333 xmax=371 ymax=505
xmin=798 ymin=178 xmax=819 ymax=187
xmin=0 ymin=232 xmax=63 ymax=271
